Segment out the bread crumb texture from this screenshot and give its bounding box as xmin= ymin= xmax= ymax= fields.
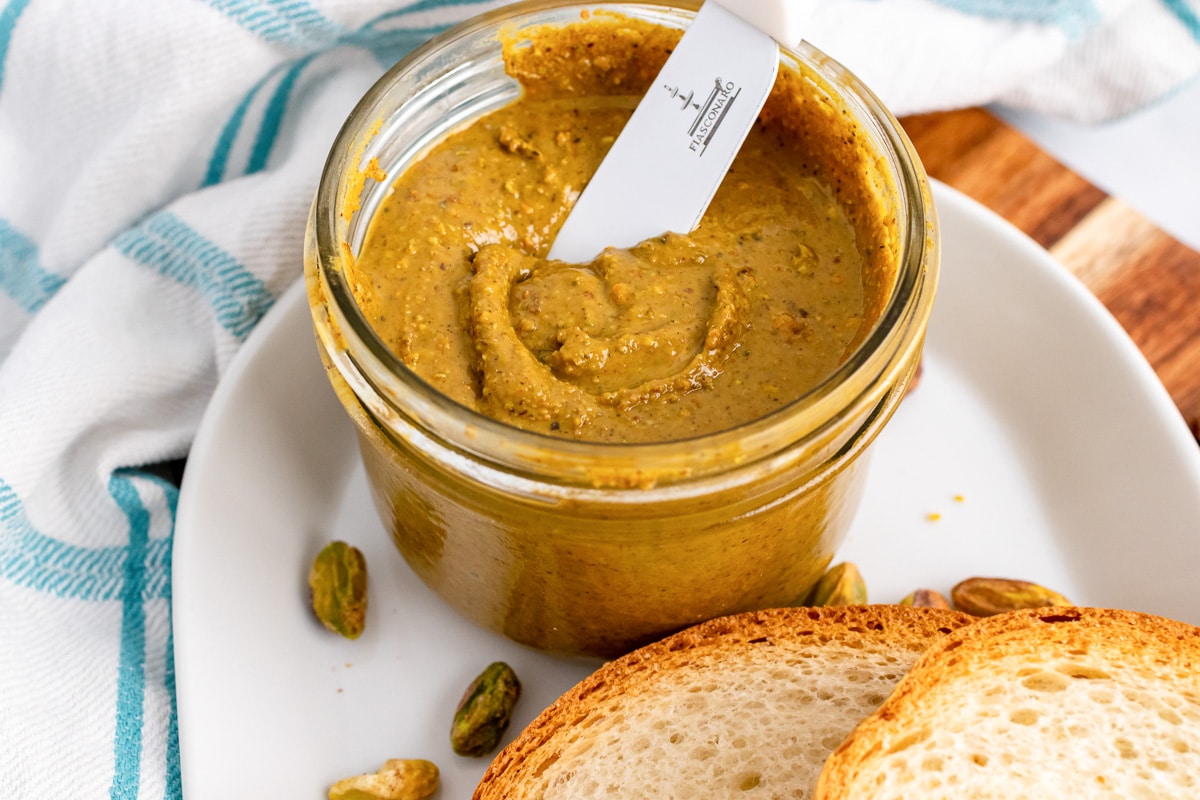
xmin=474 ymin=606 xmax=972 ymax=799
xmin=816 ymin=607 xmax=1200 ymax=799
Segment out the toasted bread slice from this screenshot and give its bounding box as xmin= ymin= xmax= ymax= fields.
xmin=475 ymin=606 xmax=973 ymax=800
xmin=816 ymin=607 xmax=1200 ymax=799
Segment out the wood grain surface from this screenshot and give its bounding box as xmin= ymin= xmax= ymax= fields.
xmin=902 ymin=108 xmax=1200 ymax=437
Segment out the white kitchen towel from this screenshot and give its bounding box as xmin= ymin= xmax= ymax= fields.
xmin=0 ymin=0 xmax=1196 ymax=796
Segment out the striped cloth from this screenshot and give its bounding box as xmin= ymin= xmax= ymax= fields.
xmin=0 ymin=1 xmax=1196 ymax=796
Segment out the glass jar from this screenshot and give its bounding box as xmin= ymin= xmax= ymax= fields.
xmin=305 ymin=0 xmax=938 ymax=658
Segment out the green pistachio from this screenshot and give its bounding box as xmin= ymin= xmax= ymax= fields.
xmin=951 ymin=577 xmax=1070 ymax=617
xmin=899 ymin=588 xmax=951 ymax=609
xmin=308 ymin=540 xmax=367 ymax=639
xmin=451 ymin=662 xmax=522 ymax=757
xmin=804 ymin=562 xmax=868 ymax=607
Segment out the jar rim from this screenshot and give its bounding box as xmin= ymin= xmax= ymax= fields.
xmin=309 ymin=0 xmax=938 ymax=488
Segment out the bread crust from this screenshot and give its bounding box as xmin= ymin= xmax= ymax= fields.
xmin=815 ymin=607 xmax=1200 ymax=798
xmin=475 ymin=605 xmax=973 ymax=799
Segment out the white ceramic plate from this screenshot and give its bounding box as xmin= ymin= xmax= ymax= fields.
xmin=172 ymin=183 xmax=1200 ymax=798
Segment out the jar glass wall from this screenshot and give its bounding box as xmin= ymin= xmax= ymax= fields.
xmin=305 ymin=0 xmax=938 ymax=658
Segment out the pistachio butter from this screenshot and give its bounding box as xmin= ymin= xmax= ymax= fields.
xmin=347 ymin=15 xmax=895 ymax=442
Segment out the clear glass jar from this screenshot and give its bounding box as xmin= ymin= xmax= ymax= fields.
xmin=305 ymin=0 xmax=938 ymax=658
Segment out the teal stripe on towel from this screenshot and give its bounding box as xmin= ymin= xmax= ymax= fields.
xmin=347 ymin=23 xmax=447 ymax=70
xmin=203 ymin=58 xmax=302 ymax=184
xmin=163 ymin=628 xmax=182 ymax=800
xmin=247 ymin=53 xmax=314 ymax=174
xmin=203 ymin=0 xmax=345 ymax=47
xmin=112 ymin=212 xmax=274 ymax=341
xmin=355 ymin=0 xmax=500 ymax=63
xmin=0 ymin=0 xmax=33 ymax=93
xmin=368 ymin=0 xmax=499 ymax=19
xmin=0 ymin=219 xmax=66 ymax=313
xmin=108 ymin=471 xmax=150 ymax=800
xmin=0 ymin=477 xmax=173 ymax=600
xmin=1162 ymin=0 xmax=1200 ymax=43
xmin=929 ymin=0 xmax=1101 ymax=40
xmin=203 ymin=73 xmax=265 ymax=186
xmin=204 ymin=0 xmax=499 ymax=182
xmin=0 ymin=471 xmax=177 ymax=795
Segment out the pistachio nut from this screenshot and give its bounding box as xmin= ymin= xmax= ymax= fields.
xmin=951 ymin=577 xmax=1070 ymax=617
xmin=899 ymin=588 xmax=951 ymax=609
xmin=328 ymin=758 xmax=438 ymax=800
xmin=308 ymin=540 xmax=368 ymax=639
xmin=804 ymin=562 xmax=867 ymax=607
xmin=452 ymin=661 xmax=521 ymax=757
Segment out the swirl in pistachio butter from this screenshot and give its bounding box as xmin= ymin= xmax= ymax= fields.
xmin=468 ymin=237 xmax=753 ymax=430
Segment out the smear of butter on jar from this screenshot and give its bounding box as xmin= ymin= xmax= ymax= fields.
xmin=340 ymin=118 xmax=387 ymax=223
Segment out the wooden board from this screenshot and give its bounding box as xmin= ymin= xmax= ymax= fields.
xmin=902 ymin=108 xmax=1200 ymax=439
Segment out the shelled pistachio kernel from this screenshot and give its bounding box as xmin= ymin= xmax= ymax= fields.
xmin=805 ymin=561 xmax=868 ymax=607
xmin=328 ymin=759 xmax=438 ymax=800
xmin=951 ymin=576 xmax=1070 ymax=617
xmin=308 ymin=540 xmax=368 ymax=639
xmin=899 ymin=588 xmax=951 ymax=609
xmin=451 ymin=662 xmax=522 ymax=757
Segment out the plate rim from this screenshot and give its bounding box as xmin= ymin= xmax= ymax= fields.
xmin=171 ymin=180 xmax=1200 ymax=796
